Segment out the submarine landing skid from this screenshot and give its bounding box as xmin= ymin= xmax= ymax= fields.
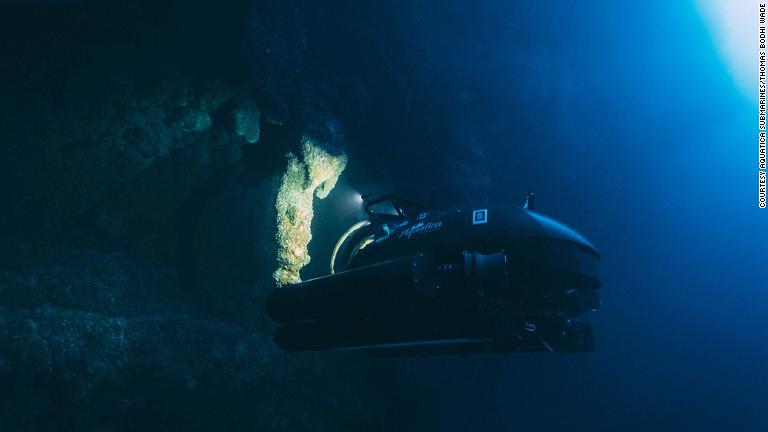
xmin=365 ymin=320 xmax=594 ymax=357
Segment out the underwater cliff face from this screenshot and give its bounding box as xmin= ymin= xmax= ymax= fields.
xmin=0 ymin=1 xmax=435 ymax=431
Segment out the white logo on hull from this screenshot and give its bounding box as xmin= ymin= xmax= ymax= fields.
xmin=398 ymin=221 xmax=443 ymax=239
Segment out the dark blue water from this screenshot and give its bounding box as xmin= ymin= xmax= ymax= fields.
xmin=347 ymin=1 xmax=766 ymax=430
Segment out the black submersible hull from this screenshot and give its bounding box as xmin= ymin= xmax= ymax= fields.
xmin=266 ymin=203 xmax=601 ymax=356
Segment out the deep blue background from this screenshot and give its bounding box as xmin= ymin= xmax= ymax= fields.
xmin=317 ymin=1 xmax=766 ymax=430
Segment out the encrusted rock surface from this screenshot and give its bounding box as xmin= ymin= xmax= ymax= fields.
xmin=274 ymin=139 xmax=348 ymax=286
xmin=0 ymin=243 xmax=433 ymax=431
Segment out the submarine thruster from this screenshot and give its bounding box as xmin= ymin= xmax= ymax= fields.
xmin=266 ymin=193 xmax=602 ymax=356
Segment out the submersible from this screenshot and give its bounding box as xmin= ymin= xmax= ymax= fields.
xmin=266 ymin=193 xmax=601 ymax=356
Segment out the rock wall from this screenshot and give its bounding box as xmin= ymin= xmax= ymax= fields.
xmin=0 ymin=1 xmax=437 ymax=430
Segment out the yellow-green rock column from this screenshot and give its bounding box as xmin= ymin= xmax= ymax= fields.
xmin=274 ymin=138 xmax=347 ymax=287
